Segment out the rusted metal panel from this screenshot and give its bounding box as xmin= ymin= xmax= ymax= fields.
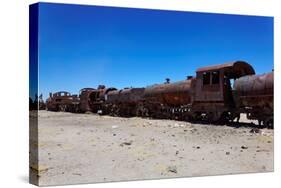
xmin=107 ymin=88 xmax=145 ymax=104
xmin=46 ymin=91 xmax=79 ymax=112
xmin=233 ymin=72 xmax=273 ymax=126
xmin=88 ymin=86 xmax=117 ymax=112
xmin=49 ymin=91 xmax=73 ymax=104
xmin=79 ymin=88 xmax=96 ymax=112
xmin=194 ymin=61 xmax=255 ymax=105
xmin=144 ymin=79 xmax=194 ymax=106
xmin=234 ymin=72 xmax=273 ymax=109
xmin=100 ymin=87 xmax=118 ymax=101
xmin=194 ymin=71 xmax=224 ymax=102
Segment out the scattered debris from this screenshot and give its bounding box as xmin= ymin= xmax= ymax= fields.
xmin=147 ymin=122 xmax=153 ymax=125
xmin=72 ymin=173 xmax=82 ymax=176
xmin=173 ymin=123 xmax=185 ymax=128
xmin=250 ymin=128 xmax=260 ymax=134
xmin=260 ymin=131 xmax=272 ymax=136
xmin=167 ymin=166 xmax=177 ymax=173
xmin=256 ymin=149 xmax=270 ymax=152
xmin=120 ymin=141 xmax=133 ymax=147
xmin=174 ymin=123 xmax=180 ymax=128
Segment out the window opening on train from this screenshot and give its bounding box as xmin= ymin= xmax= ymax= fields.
xmin=211 ymin=71 xmax=220 ymax=84
xmin=203 ymin=72 xmax=211 ymax=85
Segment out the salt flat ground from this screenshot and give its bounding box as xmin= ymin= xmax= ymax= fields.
xmin=31 ymin=111 xmax=273 ymax=186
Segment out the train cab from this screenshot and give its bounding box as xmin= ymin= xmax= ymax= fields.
xmin=193 ymin=61 xmax=255 ymax=121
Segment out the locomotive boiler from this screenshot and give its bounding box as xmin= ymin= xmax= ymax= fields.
xmin=105 ymin=87 xmax=145 ymax=116
xmin=143 ymin=78 xmax=195 ymax=119
xmin=234 ymin=72 xmax=273 ymax=127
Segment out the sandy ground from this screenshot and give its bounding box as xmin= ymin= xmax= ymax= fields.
xmin=30 ymin=111 xmax=274 ymax=186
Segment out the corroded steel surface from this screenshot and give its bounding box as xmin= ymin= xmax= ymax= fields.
xmin=107 ymin=88 xmax=145 ymax=104
xmin=234 ymin=72 xmax=273 ymax=109
xmin=87 ymin=86 xmax=117 ymax=112
xmin=79 ymin=88 xmax=96 ymax=112
xmin=46 ymin=91 xmax=78 ymax=112
xmin=233 ymin=71 xmax=273 ymax=126
xmin=144 ymin=79 xmax=194 ymax=106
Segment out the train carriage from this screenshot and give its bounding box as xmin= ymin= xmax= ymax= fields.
xmin=46 ymin=91 xmax=80 ymax=112
xmin=43 ymin=60 xmax=273 ymax=127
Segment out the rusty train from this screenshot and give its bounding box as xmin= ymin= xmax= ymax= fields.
xmin=42 ymin=61 xmax=273 ymax=127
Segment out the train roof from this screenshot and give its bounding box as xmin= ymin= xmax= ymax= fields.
xmin=79 ymin=88 xmax=96 ymax=91
xmin=53 ymin=91 xmax=71 ymax=94
xmin=146 ymin=79 xmax=192 ymax=91
xmin=196 ymin=61 xmax=255 ymax=78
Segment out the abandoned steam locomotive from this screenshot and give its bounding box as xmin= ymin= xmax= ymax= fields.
xmin=43 ymin=61 xmax=274 ymax=127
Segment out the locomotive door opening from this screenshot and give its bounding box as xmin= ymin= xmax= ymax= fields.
xmin=223 ymin=74 xmax=235 ymax=108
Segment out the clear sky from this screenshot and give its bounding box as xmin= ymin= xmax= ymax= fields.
xmin=37 ymin=3 xmax=273 ymax=99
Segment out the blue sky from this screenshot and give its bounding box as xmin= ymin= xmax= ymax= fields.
xmin=37 ymin=3 xmax=273 ymax=99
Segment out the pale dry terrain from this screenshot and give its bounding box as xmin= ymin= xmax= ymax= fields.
xmin=30 ymin=111 xmax=273 ymax=186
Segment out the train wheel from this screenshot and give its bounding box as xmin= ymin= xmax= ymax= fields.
xmin=264 ymin=118 xmax=273 ymax=129
xmin=205 ymin=112 xmax=216 ymax=123
xmin=223 ymin=111 xmax=238 ymax=123
xmin=191 ymin=112 xmax=202 ymax=122
xmin=59 ymin=105 xmax=66 ymax=112
xmin=210 ymin=112 xmax=228 ymax=124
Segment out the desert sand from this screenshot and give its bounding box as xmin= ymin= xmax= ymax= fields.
xmin=30 ymin=111 xmax=273 ymax=186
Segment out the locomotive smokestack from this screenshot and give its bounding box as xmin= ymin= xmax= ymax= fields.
xmin=165 ymin=78 xmax=170 ymax=84
xmin=98 ymin=85 xmax=106 ymax=89
xmin=187 ymin=76 xmax=193 ymax=80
